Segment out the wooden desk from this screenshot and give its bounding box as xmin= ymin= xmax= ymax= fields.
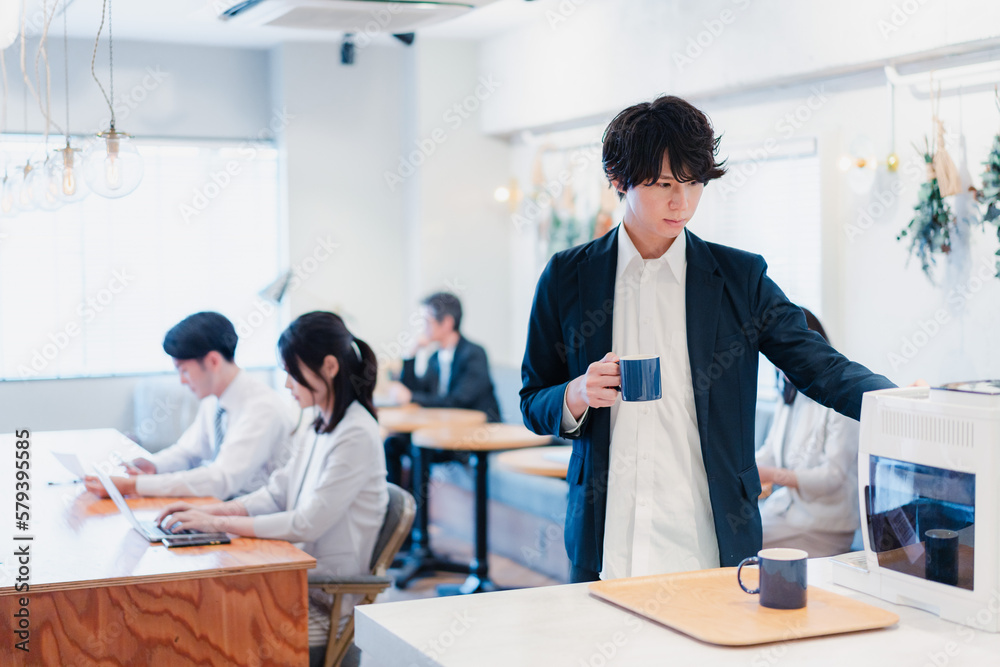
xmin=408 ymin=424 xmax=551 ymax=594
xmin=496 ymin=445 xmax=572 ymax=479
xmin=0 ymin=430 xmax=314 ymax=666
xmin=356 ymin=558 xmax=1000 ymax=666
xmin=377 ymin=406 xmax=487 ymax=434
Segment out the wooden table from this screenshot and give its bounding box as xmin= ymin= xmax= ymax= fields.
xmin=377 ymin=406 xmax=487 ymax=435
xmin=409 ymin=424 xmax=551 ymax=594
xmin=356 ymin=558 xmax=1000 ymax=666
xmin=0 ymin=429 xmax=314 ymax=666
xmin=496 ymin=444 xmax=571 ymax=479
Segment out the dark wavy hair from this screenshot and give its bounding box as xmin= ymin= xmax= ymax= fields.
xmin=602 ymin=95 xmax=726 ymax=198
xmin=278 ymin=311 xmax=377 ymax=434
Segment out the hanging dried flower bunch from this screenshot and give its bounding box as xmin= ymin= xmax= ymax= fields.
xmin=898 ymin=90 xmax=958 ymax=283
xmin=898 ymin=137 xmax=956 ymax=282
xmin=972 ymin=89 xmax=1000 ymax=278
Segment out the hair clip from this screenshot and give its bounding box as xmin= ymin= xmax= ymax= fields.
xmin=351 ymin=339 xmax=362 ymax=362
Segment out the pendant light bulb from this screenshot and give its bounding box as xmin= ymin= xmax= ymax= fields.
xmin=104 ymin=133 xmax=121 ymax=190
xmin=54 ymin=144 xmax=90 ymax=203
xmin=63 ymin=164 xmax=76 ymax=195
xmin=82 ymin=129 xmax=143 ymax=198
xmin=62 ymin=148 xmax=77 ymax=196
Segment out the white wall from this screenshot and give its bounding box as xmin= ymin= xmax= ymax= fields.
xmin=411 ymin=39 xmax=513 ymax=365
xmin=484 ymin=0 xmax=1000 ymax=386
xmin=271 ymin=41 xmax=410 ymax=359
xmin=479 ymin=0 xmax=1000 ymax=135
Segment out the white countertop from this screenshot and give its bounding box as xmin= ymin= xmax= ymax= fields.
xmin=356 ymin=559 xmax=1000 ymax=666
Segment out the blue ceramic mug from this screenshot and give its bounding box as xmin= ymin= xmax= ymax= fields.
xmin=618 ymin=355 xmax=662 ymax=402
xmin=737 ymin=547 xmax=808 ymax=610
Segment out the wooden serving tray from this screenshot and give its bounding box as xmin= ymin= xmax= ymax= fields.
xmin=589 ymin=567 xmax=899 ymax=646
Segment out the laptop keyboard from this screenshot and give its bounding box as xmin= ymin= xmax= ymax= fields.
xmin=142 ymin=520 xmax=194 ymax=538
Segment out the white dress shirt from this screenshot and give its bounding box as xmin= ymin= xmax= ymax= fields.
xmin=436 ymin=346 xmax=455 ymax=396
xmin=137 ymin=371 xmax=294 ymax=499
xmin=563 ymin=224 xmax=719 ymax=579
xmin=238 ymin=401 xmax=389 ymax=646
xmin=756 ymin=392 xmax=861 ymax=533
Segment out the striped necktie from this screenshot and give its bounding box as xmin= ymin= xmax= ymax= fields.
xmin=213 ymin=406 xmax=227 ymax=460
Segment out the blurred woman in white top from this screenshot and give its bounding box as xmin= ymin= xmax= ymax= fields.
xmin=157 ymin=311 xmax=389 ymax=667
xmin=755 ymin=307 xmax=861 ymax=558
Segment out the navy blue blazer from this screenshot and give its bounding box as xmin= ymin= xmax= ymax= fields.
xmin=402 ymin=336 xmax=502 ymax=422
xmin=520 ymin=227 xmax=895 ymax=573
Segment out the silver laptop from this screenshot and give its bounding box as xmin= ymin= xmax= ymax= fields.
xmin=94 ymin=467 xmax=208 ymax=542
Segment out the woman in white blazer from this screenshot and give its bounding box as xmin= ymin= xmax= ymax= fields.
xmin=755 ymin=308 xmax=861 ymax=558
xmin=157 ymin=311 xmax=389 ymax=667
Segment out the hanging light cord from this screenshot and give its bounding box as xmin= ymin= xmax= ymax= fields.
xmin=34 ymin=0 xmax=64 ymax=143
xmin=1 ymin=48 xmax=7 ymax=178
xmin=1 ymin=48 xmax=7 ymax=137
xmin=19 ymin=0 xmax=39 ymax=128
xmin=90 ymin=0 xmax=115 ymax=130
xmin=63 ymin=0 xmax=70 ymax=142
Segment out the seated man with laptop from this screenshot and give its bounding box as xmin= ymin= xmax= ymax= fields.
xmin=84 ymin=312 xmax=294 ymax=500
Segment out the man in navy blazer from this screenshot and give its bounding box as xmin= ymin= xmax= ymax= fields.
xmin=520 ymin=96 xmax=895 ymax=582
xmin=398 ymin=335 xmax=501 ymax=420
xmin=385 ymin=292 xmax=502 ymax=485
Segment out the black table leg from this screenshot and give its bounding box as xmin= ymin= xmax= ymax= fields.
xmin=437 ymin=451 xmax=499 ymax=596
xmin=394 ymin=443 xmax=471 ymax=589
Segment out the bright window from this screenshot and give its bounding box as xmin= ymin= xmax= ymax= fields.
xmin=0 ymin=136 xmax=283 ymax=380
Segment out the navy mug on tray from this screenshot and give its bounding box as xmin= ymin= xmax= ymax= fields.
xmin=737 ymin=547 xmax=808 ymax=610
xmin=618 ymin=354 xmax=661 ymax=402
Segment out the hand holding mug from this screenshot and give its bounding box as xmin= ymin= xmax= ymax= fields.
xmin=566 ymin=352 xmax=621 ymax=418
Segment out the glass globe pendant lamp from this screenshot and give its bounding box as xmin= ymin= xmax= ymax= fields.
xmin=53 ymin=142 xmax=89 ymax=202
xmin=82 ymin=127 xmax=142 ymax=198
xmin=30 ymin=156 xmax=65 ymax=211
xmin=83 ymin=0 xmax=143 ymax=199
xmin=14 ymin=161 xmax=36 ymax=213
